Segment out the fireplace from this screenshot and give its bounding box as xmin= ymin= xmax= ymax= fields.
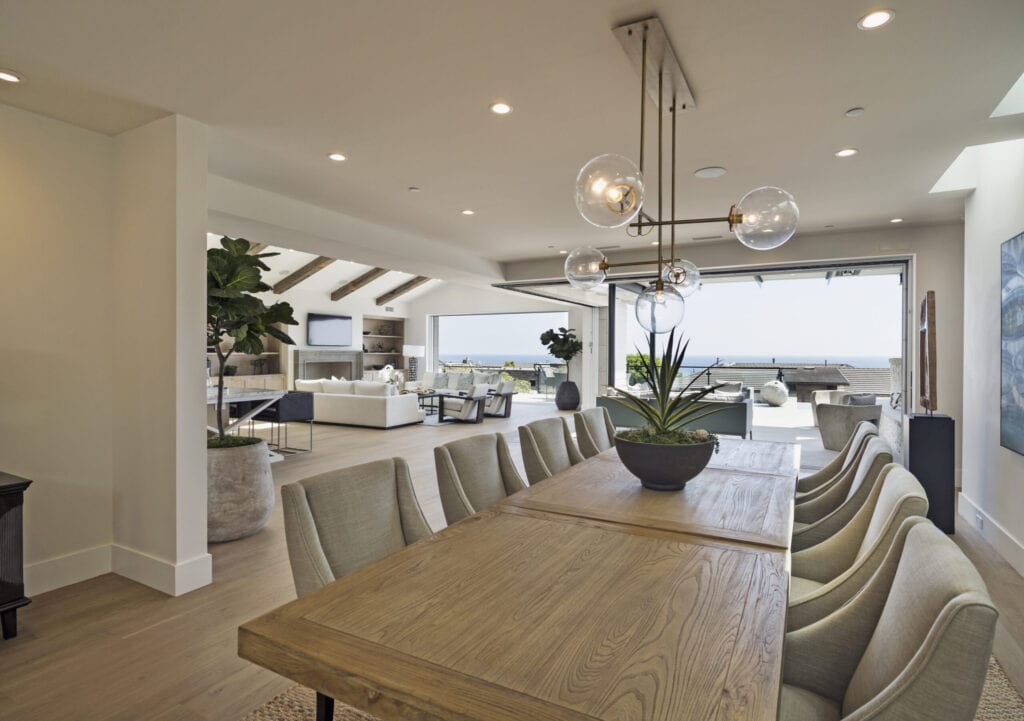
xmin=294 ymin=350 xmax=363 ymax=381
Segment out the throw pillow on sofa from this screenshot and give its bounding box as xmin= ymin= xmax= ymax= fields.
xmin=472 ymin=371 xmax=499 ymax=386
xmin=295 ymin=378 xmax=325 ymax=393
xmin=447 ymin=372 xmax=472 ymax=392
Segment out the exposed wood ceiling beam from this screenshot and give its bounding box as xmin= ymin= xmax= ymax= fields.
xmin=375 ymin=276 xmax=430 ymax=306
xmin=331 ymin=267 xmax=389 ymax=301
xmin=273 ymin=256 xmax=336 ymax=294
xmin=246 ymin=242 xmax=268 ymax=255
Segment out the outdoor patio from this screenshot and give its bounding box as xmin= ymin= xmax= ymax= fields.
xmin=751 ymin=399 xmax=838 ymax=471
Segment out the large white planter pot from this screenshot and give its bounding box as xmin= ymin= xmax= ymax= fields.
xmin=760 ymin=380 xmax=789 ymax=407
xmin=207 ymin=440 xmax=274 ymax=543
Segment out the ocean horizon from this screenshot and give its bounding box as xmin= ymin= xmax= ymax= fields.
xmin=439 ymin=353 xmax=894 ymax=368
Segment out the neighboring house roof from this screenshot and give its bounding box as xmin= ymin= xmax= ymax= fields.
xmin=784 ymin=367 xmax=850 ymax=385
xmin=838 ymin=368 xmax=894 ymax=394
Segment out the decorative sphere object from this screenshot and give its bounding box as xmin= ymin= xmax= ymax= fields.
xmin=733 ymin=186 xmax=799 ymax=250
xmin=760 ymin=380 xmax=789 ymax=407
xmin=575 ymin=153 xmax=645 ymax=228
xmin=661 ymin=259 xmax=701 ymax=298
xmin=635 ymin=283 xmax=685 ymax=334
xmin=564 ymin=246 xmax=607 ymax=290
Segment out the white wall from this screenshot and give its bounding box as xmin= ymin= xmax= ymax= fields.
xmin=0 ymin=104 xmax=116 ymax=594
xmin=112 ymin=115 xmax=211 ymax=596
xmin=505 ymin=223 xmax=966 ymax=473
xmin=0 ymin=104 xmax=211 ymax=596
xmin=958 ymin=139 xmax=1024 ymax=574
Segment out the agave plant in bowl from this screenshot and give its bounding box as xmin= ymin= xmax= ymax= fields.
xmin=610 ymin=330 xmax=725 ymax=491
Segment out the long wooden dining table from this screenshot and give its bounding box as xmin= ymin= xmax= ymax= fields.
xmin=239 ymin=437 xmax=800 ymax=721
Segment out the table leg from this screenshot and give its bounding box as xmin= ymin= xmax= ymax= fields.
xmin=316 ymin=692 xmax=334 ymax=721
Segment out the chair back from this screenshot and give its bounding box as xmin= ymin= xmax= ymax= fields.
xmin=282 ymin=457 xmax=432 ymax=597
xmin=518 ymin=417 xmax=584 ymax=484
xmin=574 ymin=407 xmax=616 ymax=458
xmin=434 ymin=433 xmax=526 ymax=524
xmin=486 ymin=381 xmax=516 ymax=415
xmin=841 ymin=421 xmax=878 ymax=472
xmin=843 ymin=523 xmax=997 ymax=719
xmin=855 ymin=465 xmax=928 ymax=562
xmin=845 ymin=437 xmax=893 ymax=502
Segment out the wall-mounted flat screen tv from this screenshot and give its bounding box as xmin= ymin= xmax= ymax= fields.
xmin=307 ymin=313 xmax=353 ymax=347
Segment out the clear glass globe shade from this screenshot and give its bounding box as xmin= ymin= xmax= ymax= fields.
xmin=575 ymin=153 xmax=646 ymax=228
xmin=635 ymin=283 xmax=685 ymax=334
xmin=661 ymin=259 xmax=701 ymax=298
xmin=733 ymin=186 xmax=799 ymax=250
xmin=564 ymin=246 xmax=607 ymax=290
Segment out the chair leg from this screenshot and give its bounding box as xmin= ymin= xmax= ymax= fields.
xmin=316 ymin=692 xmax=334 ymax=721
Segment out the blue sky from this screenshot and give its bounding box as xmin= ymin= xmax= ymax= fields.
xmin=438 ymin=274 xmax=904 ymax=360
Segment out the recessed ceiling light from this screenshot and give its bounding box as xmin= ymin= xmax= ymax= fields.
xmin=650 ymin=240 xmax=659 ymax=245
xmin=327 ymin=152 xmax=347 ymax=162
xmin=890 ymin=218 xmax=904 ymax=223
xmin=559 ymin=250 xmax=568 ymax=254
xmin=0 ymin=69 xmax=22 ymax=83
xmin=461 ymin=209 xmax=475 ymax=215
xmin=490 ymin=102 xmax=513 ymax=115
xmin=835 ymin=148 xmax=859 ymax=158
xmin=858 ymin=9 xmax=894 ymax=29
xmin=845 ymin=107 xmax=865 ymax=117
xmin=694 ymin=166 xmax=727 ymax=179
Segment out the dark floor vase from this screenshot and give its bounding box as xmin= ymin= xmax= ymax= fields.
xmin=615 ymin=437 xmax=715 ymax=491
xmin=555 ymin=381 xmax=580 ymax=411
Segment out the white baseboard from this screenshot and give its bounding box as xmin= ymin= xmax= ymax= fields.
xmin=959 ymin=492 xmax=1024 ymax=577
xmin=111 ymin=544 xmax=212 ymax=596
xmin=24 ymin=544 xmax=112 ymax=596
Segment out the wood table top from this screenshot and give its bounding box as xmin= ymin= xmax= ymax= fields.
xmin=240 ymin=506 xmax=788 ymax=721
xmin=239 ymin=438 xmax=798 ymax=721
xmin=503 ymin=438 xmax=799 ymax=549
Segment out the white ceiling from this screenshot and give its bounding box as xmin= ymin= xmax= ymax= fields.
xmin=5 ymin=1 xmax=1024 ymax=264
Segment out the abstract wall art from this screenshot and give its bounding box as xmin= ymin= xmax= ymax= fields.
xmin=1002 ymin=232 xmax=1024 ymax=455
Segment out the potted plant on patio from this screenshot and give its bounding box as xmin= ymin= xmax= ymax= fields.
xmin=608 ymin=330 xmax=725 ymax=491
xmin=207 ymin=236 xmax=297 ymax=541
xmin=540 ymin=327 xmax=584 ymax=410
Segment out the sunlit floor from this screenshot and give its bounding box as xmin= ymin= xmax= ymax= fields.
xmin=751 ymin=399 xmax=836 ymax=470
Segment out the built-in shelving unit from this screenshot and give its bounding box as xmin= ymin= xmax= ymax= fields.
xmin=362 ymin=316 xmax=405 ymax=370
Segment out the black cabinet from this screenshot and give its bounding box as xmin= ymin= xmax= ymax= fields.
xmin=1 ymin=472 xmax=31 ymax=639
xmin=906 ymin=414 xmax=956 ymax=534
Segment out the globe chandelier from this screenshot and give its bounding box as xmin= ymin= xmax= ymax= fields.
xmin=566 ymin=17 xmax=799 ymax=333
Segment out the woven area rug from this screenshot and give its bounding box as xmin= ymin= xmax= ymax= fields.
xmin=240 ymin=657 xmax=1024 ymax=720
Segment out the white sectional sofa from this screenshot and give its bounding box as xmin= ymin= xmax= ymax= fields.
xmin=294 ymin=378 xmax=423 ymax=429
xmin=404 ymin=370 xmax=501 ymax=394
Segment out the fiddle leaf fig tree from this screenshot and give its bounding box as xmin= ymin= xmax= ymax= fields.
xmin=540 ymin=327 xmax=583 ymax=381
xmin=207 ymin=236 xmax=298 ymax=446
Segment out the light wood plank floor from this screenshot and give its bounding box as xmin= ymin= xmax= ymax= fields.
xmin=2 ymin=405 xmax=1024 ymax=720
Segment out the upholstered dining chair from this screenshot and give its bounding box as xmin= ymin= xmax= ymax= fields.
xmin=282 ymin=457 xmax=433 ymax=598
xmin=434 ymin=433 xmax=527 ymax=525
xmin=788 ymin=464 xmax=929 ymax=630
xmin=780 ymin=522 xmax=997 ymax=721
xmin=796 ymin=421 xmax=878 ymax=502
xmin=518 ymin=417 xmax=584 ymax=484
xmin=792 ymin=437 xmax=893 ymax=551
xmin=573 ymin=407 xmax=616 ymax=458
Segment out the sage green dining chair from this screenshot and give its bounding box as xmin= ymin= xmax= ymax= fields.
xmin=282 ymin=457 xmax=433 ymax=598
xmin=781 ymin=521 xmax=997 ymax=721
xmin=434 ymin=433 xmax=527 ymax=525
xmin=792 ymin=437 xmax=893 ymax=551
xmin=796 ymin=421 xmax=878 ymax=502
xmin=789 ymin=464 xmax=929 ymax=630
xmin=518 ymin=417 xmax=584 ymax=484
xmin=573 ymin=407 xmax=616 ymax=458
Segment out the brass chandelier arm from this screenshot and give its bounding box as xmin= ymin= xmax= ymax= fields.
xmin=599 ymin=257 xmax=685 ymax=270
xmin=630 ymin=206 xmax=742 ymax=230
